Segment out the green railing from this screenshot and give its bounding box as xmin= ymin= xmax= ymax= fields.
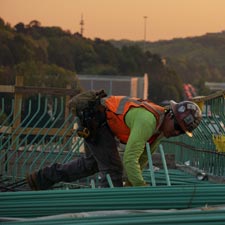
xmin=162 ymin=90 xmax=225 ymax=176
xmin=0 ymin=76 xmax=85 ymax=188
xmin=0 ymin=95 xmax=83 ymax=181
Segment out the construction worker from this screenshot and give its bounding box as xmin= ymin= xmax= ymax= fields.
xmin=26 ymin=93 xmax=202 ymax=190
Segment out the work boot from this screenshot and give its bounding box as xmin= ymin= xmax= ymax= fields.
xmin=26 ymin=172 xmax=40 ymax=190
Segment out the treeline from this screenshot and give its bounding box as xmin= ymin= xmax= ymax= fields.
xmin=0 ymin=17 xmax=208 ymax=103
xmin=111 ymin=31 xmax=225 ymax=95
xmin=147 ymin=32 xmax=225 ymax=85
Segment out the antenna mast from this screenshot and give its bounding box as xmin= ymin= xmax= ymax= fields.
xmin=80 ymin=14 xmax=84 ymax=36
xmin=143 ymin=16 xmax=148 ymax=51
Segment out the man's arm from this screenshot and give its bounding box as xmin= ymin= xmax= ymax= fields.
xmin=123 ymin=107 xmax=157 ymax=186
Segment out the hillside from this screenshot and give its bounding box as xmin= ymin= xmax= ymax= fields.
xmin=1 ymin=17 xmax=221 ymax=102
xmin=111 ymin=31 xmax=225 ymax=88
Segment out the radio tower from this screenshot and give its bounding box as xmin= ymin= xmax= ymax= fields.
xmin=80 ymin=14 xmax=84 ymax=36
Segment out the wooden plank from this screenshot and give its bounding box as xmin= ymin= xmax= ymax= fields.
xmin=15 ymin=127 xmax=74 ymax=136
xmin=0 ymin=126 xmax=74 ymax=137
xmin=0 ymin=85 xmax=14 ymax=93
xmin=192 ymin=90 xmax=225 ymax=103
xmin=12 ymin=76 xmax=23 ymax=149
xmin=0 ymin=126 xmax=12 ymax=134
xmin=15 ymin=86 xmax=79 ymax=96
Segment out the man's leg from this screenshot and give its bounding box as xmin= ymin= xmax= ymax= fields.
xmin=27 ymin=150 xmax=99 ymax=190
xmin=85 ymin=124 xmax=123 ymax=188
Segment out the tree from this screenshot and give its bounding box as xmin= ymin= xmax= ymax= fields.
xmin=28 ymin=20 xmax=41 ymax=28
xmin=15 ymin=22 xmax=26 ymax=33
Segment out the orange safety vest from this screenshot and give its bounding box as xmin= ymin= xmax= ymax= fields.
xmin=101 ymin=96 xmax=165 ymax=144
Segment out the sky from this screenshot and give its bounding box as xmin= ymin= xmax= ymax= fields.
xmin=1 ymin=0 xmax=225 ymax=42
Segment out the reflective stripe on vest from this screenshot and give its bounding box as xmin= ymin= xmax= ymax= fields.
xmin=116 ymin=97 xmax=141 ymax=114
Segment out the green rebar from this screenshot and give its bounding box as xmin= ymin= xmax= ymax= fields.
xmin=1 ymin=184 xmax=225 ymax=219
xmin=159 ymin=144 xmax=171 ymax=186
xmin=146 ymin=142 xmax=156 ymax=186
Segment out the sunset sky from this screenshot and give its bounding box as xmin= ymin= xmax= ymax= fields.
xmin=1 ymin=0 xmax=225 ymax=41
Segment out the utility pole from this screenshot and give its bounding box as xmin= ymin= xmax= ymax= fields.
xmin=143 ymin=16 xmax=148 ymax=51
